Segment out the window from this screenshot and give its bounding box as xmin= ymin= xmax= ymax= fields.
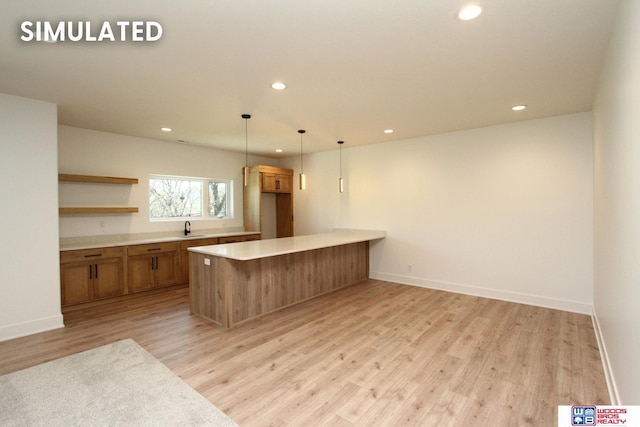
xmin=149 ymin=176 xmax=232 ymax=220
xmin=208 ymin=181 xmax=228 ymax=218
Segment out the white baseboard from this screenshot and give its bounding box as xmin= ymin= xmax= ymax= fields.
xmin=0 ymin=314 xmax=64 ymax=342
xmin=591 ymin=308 xmax=620 ymax=405
xmin=370 ymin=272 xmax=592 ymax=315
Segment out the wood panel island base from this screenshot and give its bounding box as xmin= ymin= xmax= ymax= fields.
xmin=189 ymin=230 xmax=385 ymax=328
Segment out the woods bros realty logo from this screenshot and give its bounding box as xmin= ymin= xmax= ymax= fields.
xmin=20 ymin=20 xmax=162 ymax=42
xmin=558 ymin=405 xmax=640 ymax=426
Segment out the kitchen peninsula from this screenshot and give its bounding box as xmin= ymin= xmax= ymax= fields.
xmin=188 ymin=229 xmax=385 ymax=327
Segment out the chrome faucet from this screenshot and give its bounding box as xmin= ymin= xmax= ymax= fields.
xmin=184 ymin=220 xmax=191 ymax=236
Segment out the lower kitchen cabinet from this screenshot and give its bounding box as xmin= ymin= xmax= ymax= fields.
xmin=60 ymin=233 xmax=260 ymax=309
xmin=128 ymin=242 xmax=179 ymax=293
xmin=178 ymin=237 xmax=220 ymax=285
xmin=178 ymin=234 xmax=261 ymax=284
xmin=60 ymin=247 xmax=126 ymax=306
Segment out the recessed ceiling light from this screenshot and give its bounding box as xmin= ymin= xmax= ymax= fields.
xmin=457 ymin=5 xmax=483 ymax=21
xmin=275 ymin=149 xmax=283 ymax=153
xmin=512 ymin=105 xmax=527 ymax=111
xmin=271 ymin=82 xmax=287 ymax=90
xmin=161 ymin=127 xmax=172 ymax=132
xmin=384 ymin=129 xmax=394 ymax=134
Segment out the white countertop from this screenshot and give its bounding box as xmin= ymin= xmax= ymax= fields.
xmin=60 ymin=230 xmax=261 ymax=251
xmin=188 ymin=229 xmax=386 ymax=261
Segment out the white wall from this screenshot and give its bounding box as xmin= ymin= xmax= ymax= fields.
xmin=284 ymin=112 xmax=594 ymax=313
xmin=58 ymin=126 xmax=274 ymax=239
xmin=593 ymin=0 xmax=640 ymax=405
xmin=0 ymin=93 xmax=63 ymax=341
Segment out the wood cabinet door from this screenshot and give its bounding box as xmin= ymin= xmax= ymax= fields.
xmin=128 ymin=255 xmax=154 ymax=293
xmin=276 ymin=193 xmax=293 ymax=237
xmin=179 ymin=248 xmax=190 ymax=284
xmin=154 ymin=251 xmax=179 ymax=288
xmin=262 ymin=173 xmax=292 ymax=193
xmin=179 ymin=238 xmax=219 ymax=284
xmin=60 ymin=261 xmax=92 ymax=305
xmin=94 ymin=257 xmax=125 ymax=299
xmin=277 ymin=174 xmax=292 ymax=193
xmin=262 ymin=173 xmax=277 ymax=192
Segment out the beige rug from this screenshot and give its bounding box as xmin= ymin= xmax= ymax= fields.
xmin=0 ymin=339 xmax=238 ymax=426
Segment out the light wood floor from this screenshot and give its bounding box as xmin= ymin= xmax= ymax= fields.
xmin=0 ymin=280 xmax=609 ymax=426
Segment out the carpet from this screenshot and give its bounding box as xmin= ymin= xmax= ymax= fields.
xmin=0 ymin=339 xmax=238 ymax=426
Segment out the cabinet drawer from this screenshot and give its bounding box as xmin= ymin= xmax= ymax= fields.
xmin=178 ymin=237 xmax=219 ymax=250
xmin=127 ymin=241 xmax=179 ymax=256
xmin=60 ymin=246 xmax=126 ymax=263
xmin=219 ymin=234 xmax=261 ymax=244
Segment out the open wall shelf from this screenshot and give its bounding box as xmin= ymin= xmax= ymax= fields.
xmin=59 ymin=207 xmax=139 ymax=215
xmin=58 ymin=174 xmax=138 ymax=185
xmin=58 ymin=173 xmax=139 ymax=215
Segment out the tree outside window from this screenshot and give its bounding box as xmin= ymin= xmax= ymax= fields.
xmin=149 ymin=176 xmax=231 ymax=220
xmin=149 ymin=177 xmax=202 ymax=219
xmin=208 ymin=181 xmax=228 ymax=218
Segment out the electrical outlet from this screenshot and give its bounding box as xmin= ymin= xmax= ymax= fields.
xmin=408 ymin=264 xmax=412 ymax=272
xmin=99 ymin=220 xmax=105 ymax=228
xmin=204 ymin=258 xmax=210 ymax=266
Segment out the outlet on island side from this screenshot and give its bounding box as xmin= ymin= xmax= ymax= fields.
xmin=204 ymin=258 xmax=210 ymax=266
xmin=408 ymin=264 xmax=412 ymax=272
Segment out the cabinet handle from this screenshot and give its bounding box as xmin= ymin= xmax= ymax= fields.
xmin=147 ymin=248 xmax=162 ymax=252
xmin=150 ymin=257 xmax=155 ymax=270
xmin=95 ymin=264 xmax=99 ymax=279
xmin=89 ymin=264 xmax=93 ymax=279
xmin=84 ymin=253 xmax=102 ymax=258
xmin=276 ymin=179 xmax=280 ymax=190
xmin=155 ymin=256 xmax=159 ymax=269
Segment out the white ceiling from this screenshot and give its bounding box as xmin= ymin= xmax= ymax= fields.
xmin=0 ymin=1 xmax=620 ymax=158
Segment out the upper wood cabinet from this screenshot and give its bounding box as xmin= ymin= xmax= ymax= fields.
xmin=58 ymin=173 xmax=139 ymax=215
xmin=262 ymin=172 xmax=292 ymax=193
xmin=244 ymin=165 xmax=294 ymax=238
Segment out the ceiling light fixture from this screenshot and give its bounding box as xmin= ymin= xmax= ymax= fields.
xmin=338 ymin=140 xmax=344 ymax=193
xmin=271 ymin=82 xmax=287 ymax=90
xmin=384 ymin=129 xmax=394 ymax=134
xmin=298 ymin=130 xmax=306 ymax=190
xmin=275 ymin=149 xmax=283 ymax=153
xmin=457 ymin=4 xmax=483 ymax=21
xmin=512 ymin=105 xmax=527 ymax=111
xmin=242 ymin=114 xmax=251 ymax=186
xmin=161 ymin=127 xmax=172 ymax=132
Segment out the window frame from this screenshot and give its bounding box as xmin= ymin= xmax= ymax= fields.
xmin=148 ymin=174 xmax=233 ymax=222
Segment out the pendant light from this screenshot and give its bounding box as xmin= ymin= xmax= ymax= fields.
xmin=298 ymin=129 xmax=306 ymax=190
xmin=242 ymin=114 xmax=251 ymax=186
xmin=338 ymin=140 xmax=344 ymax=193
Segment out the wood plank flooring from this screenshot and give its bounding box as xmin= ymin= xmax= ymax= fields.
xmin=0 ymin=280 xmax=609 ymax=426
